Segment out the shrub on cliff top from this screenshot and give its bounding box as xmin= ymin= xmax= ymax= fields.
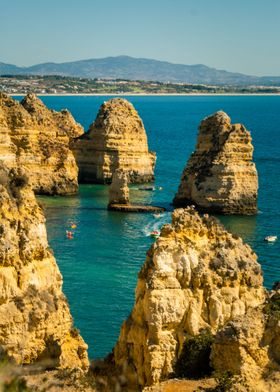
xmin=174 ymin=331 xmax=214 ymax=379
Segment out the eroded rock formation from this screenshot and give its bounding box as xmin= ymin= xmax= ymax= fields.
xmin=72 ymin=98 xmax=156 ymax=183
xmin=0 ymin=93 xmax=83 ymax=195
xmin=0 ymin=164 xmax=88 ymax=369
xmin=211 ymin=292 xmax=280 ymax=392
xmin=114 ymin=207 xmax=265 ymax=387
xmin=108 ymin=169 xmax=130 ymax=207
xmin=173 ymin=111 xmax=258 ymax=214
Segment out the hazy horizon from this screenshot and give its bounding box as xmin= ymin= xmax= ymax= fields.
xmin=1 ymin=0 xmax=279 ymax=76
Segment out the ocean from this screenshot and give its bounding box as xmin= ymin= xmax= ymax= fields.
xmin=14 ymin=95 xmax=280 ymax=359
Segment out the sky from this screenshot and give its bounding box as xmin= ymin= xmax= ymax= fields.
xmin=0 ymin=0 xmax=279 ymax=76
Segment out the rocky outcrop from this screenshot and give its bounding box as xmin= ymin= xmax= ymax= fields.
xmin=211 ymin=292 xmax=280 ymax=392
xmin=108 ymin=169 xmax=130 ymax=207
xmin=0 ymin=93 xmax=83 ymax=195
xmin=71 ymin=98 xmax=156 ymax=184
xmin=0 ymin=164 xmax=88 ymax=369
xmin=114 ymin=207 xmax=265 ymax=387
xmin=173 ymin=111 xmax=258 ymax=214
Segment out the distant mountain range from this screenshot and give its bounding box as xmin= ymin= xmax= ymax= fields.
xmin=1 ymin=56 xmax=280 ymax=86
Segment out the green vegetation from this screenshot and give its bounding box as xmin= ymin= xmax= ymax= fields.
xmin=212 ymin=371 xmax=234 ymax=392
xmin=264 ymin=292 xmax=280 ymax=319
xmin=0 ymin=352 xmax=30 ymax=392
xmin=1 ymin=75 xmax=279 ymax=95
xmin=174 ymin=331 xmax=214 ymax=379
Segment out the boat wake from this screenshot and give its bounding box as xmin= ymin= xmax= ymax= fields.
xmin=142 ymin=212 xmax=171 ymax=237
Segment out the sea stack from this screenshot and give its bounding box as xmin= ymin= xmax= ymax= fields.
xmin=108 ymin=169 xmax=130 ymax=207
xmin=114 ymin=207 xmax=265 ymax=387
xmin=0 ymin=93 xmax=83 ymax=195
xmin=71 ymin=98 xmax=156 ymax=184
xmin=173 ymin=111 xmax=258 ymax=214
xmin=0 ymin=164 xmax=88 ymax=369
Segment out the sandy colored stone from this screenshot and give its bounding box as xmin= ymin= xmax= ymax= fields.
xmin=108 ymin=169 xmax=130 ymax=206
xmin=0 ymin=164 xmax=88 ymax=370
xmin=211 ymin=295 xmax=280 ymax=392
xmin=114 ymin=207 xmax=265 ymax=388
xmin=0 ymin=93 xmax=83 ymax=195
xmin=173 ymin=111 xmax=258 ymax=214
xmin=143 ymin=378 xmax=216 ymax=392
xmin=72 ymin=98 xmax=156 ymax=183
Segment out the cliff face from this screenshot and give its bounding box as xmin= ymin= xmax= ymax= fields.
xmin=114 ymin=207 xmax=265 ymax=387
xmin=0 ymin=164 xmax=88 ymax=369
xmin=173 ymin=111 xmax=258 ymax=214
xmin=71 ymin=98 xmax=156 ymax=184
xmin=211 ymin=293 xmax=280 ymax=392
xmin=0 ymin=93 xmax=83 ymax=195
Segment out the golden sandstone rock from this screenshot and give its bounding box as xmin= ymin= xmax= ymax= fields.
xmin=211 ymin=294 xmax=280 ymax=392
xmin=72 ymin=98 xmax=156 ymax=184
xmin=0 ymin=93 xmax=83 ymax=195
xmin=0 ymin=164 xmax=88 ymax=370
xmin=108 ymin=169 xmax=130 ymax=206
xmin=173 ymin=111 xmax=258 ymax=214
xmin=114 ymin=207 xmax=265 ymax=388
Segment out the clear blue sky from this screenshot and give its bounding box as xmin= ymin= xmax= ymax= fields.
xmin=1 ymin=0 xmax=279 ymax=75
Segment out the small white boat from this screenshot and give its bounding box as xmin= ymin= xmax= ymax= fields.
xmin=264 ymin=235 xmax=277 ymax=242
xmin=153 ymin=213 xmax=163 ymax=219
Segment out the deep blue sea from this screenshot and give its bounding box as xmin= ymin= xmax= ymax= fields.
xmin=14 ymin=95 xmax=280 ymax=359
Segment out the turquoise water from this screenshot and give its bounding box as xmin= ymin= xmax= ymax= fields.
xmin=15 ymin=95 xmax=280 ymax=359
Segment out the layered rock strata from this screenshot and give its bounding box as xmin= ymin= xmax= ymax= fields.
xmin=173 ymin=111 xmax=258 ymax=214
xmin=211 ymin=293 xmax=280 ymax=392
xmin=71 ymin=98 xmax=156 ymax=184
xmin=108 ymin=169 xmax=130 ymax=207
xmin=0 ymin=164 xmax=88 ymax=369
xmin=0 ymin=93 xmax=83 ymax=195
xmin=114 ymin=207 xmax=265 ymax=387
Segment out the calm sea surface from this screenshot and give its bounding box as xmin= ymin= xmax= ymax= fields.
xmin=14 ymin=95 xmax=280 ymax=359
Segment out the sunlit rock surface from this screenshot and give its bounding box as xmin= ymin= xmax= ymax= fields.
xmin=114 ymin=207 xmax=265 ymax=387
xmin=0 ymin=93 xmax=83 ymax=195
xmin=72 ymin=98 xmax=156 ymax=184
xmin=174 ymin=111 xmax=258 ymax=214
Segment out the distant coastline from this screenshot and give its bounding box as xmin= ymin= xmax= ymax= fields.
xmin=10 ymin=92 xmax=280 ymax=97
xmin=2 ymin=75 xmax=280 ymax=96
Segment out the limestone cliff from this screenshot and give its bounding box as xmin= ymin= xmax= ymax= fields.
xmin=108 ymin=169 xmax=130 ymax=207
xmin=211 ymin=292 xmax=280 ymax=392
xmin=173 ymin=111 xmax=258 ymax=214
xmin=71 ymin=98 xmax=156 ymax=184
xmin=114 ymin=207 xmax=265 ymax=387
xmin=0 ymin=164 xmax=88 ymax=369
xmin=0 ymin=93 xmax=83 ymax=195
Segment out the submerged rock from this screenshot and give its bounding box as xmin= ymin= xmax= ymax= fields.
xmin=72 ymin=98 xmax=156 ymax=183
xmin=0 ymin=93 xmax=83 ymax=195
xmin=114 ymin=207 xmax=265 ymax=387
xmin=173 ymin=111 xmax=258 ymax=214
xmin=0 ymin=164 xmax=88 ymax=369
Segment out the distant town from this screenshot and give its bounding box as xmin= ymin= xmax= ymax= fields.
xmin=1 ymin=75 xmax=280 ymax=95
